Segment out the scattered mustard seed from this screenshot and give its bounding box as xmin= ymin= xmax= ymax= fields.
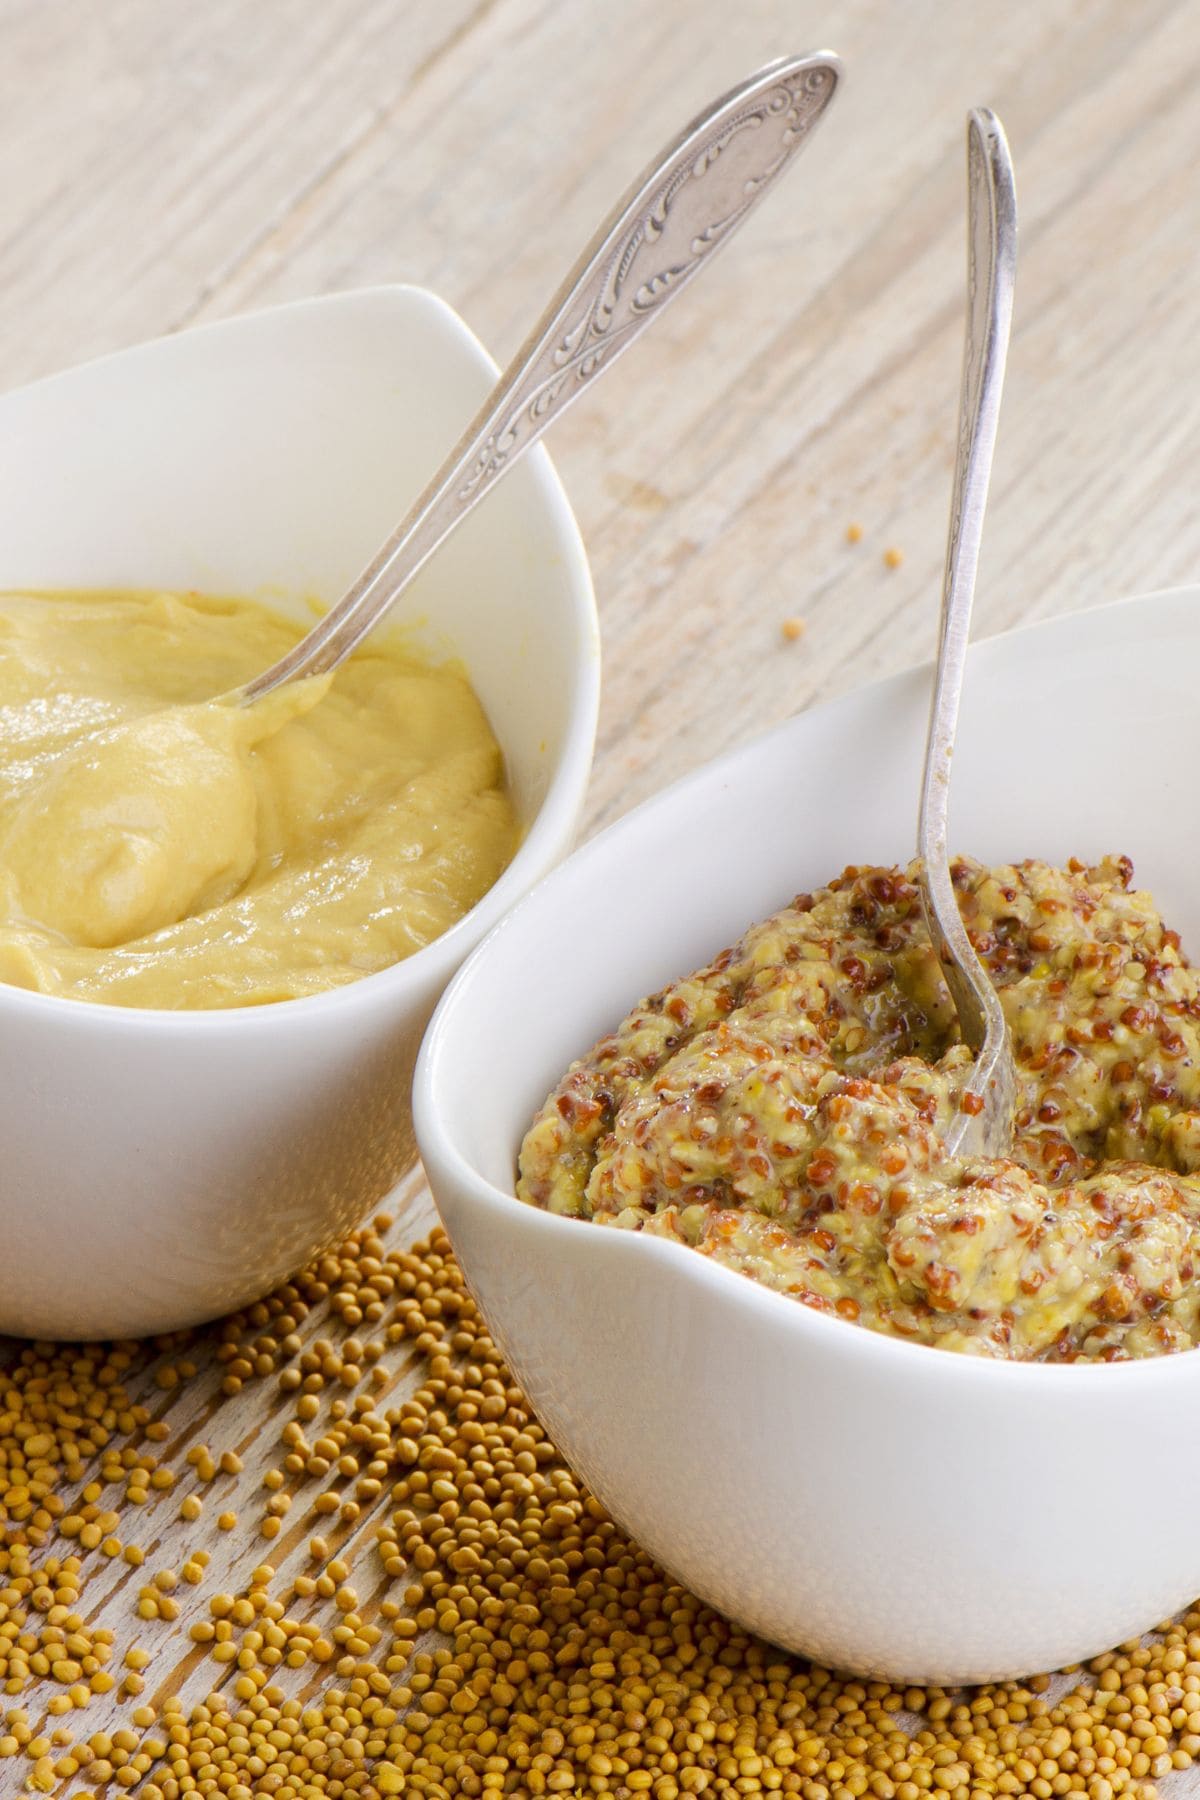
xmin=4 ymin=1220 xmax=1200 ymax=1800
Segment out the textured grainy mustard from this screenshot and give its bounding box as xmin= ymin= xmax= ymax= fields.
xmin=519 ymin=856 xmax=1200 ymax=1362
xmin=1 ymin=1217 xmax=1200 ymax=1795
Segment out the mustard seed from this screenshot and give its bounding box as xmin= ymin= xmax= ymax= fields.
xmin=7 ymin=1221 xmax=1200 ymax=1800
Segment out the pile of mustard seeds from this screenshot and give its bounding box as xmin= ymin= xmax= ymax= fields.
xmin=2 ymin=1203 xmax=1200 ymax=1799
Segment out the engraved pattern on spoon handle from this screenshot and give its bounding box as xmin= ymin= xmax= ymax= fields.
xmin=452 ymin=56 xmax=840 ymax=501
xmin=243 ymin=52 xmax=840 ymax=698
xmin=918 ymin=109 xmax=1018 ymax=1157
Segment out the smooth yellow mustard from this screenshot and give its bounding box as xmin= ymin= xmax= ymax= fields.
xmin=0 ymin=590 xmax=519 ymax=1007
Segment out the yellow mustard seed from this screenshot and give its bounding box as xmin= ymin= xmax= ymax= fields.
xmin=9 ymin=1223 xmax=1200 ymax=1800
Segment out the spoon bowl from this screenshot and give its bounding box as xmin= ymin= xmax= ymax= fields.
xmin=416 ymin=587 xmax=1200 ymax=1684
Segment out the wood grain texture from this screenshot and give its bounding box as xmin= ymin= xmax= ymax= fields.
xmin=3 ymin=0 xmax=1200 ymax=1781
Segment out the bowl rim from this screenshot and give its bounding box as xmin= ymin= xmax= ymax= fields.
xmin=415 ymin=582 xmax=1200 ymax=1388
xmin=0 ymin=284 xmax=600 ymax=1030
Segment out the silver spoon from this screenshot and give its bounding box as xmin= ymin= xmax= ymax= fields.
xmin=917 ymin=108 xmax=1018 ymax=1159
xmin=242 ymin=52 xmax=841 ymax=703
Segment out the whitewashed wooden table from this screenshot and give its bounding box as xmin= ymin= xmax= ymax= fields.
xmin=4 ymin=0 xmax=1200 ymax=1785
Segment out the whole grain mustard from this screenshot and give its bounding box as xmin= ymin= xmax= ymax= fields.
xmin=0 ymin=589 xmax=518 ymax=1007
xmin=519 ymin=855 xmax=1200 ymax=1363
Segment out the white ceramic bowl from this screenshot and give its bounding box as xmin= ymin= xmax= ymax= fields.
xmin=0 ymin=286 xmax=598 ymax=1342
xmin=417 ymin=587 xmax=1200 ymax=1685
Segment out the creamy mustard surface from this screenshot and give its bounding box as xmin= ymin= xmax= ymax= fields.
xmin=0 ymin=590 xmax=518 ymax=1007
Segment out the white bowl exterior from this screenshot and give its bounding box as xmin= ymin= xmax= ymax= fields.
xmin=0 ymin=288 xmax=598 ymax=1339
xmin=416 ymin=589 xmax=1200 ymax=1684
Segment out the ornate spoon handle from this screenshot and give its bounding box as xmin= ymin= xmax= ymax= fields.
xmin=918 ymin=108 xmax=1018 ymax=1159
xmin=243 ymin=51 xmax=840 ymax=700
